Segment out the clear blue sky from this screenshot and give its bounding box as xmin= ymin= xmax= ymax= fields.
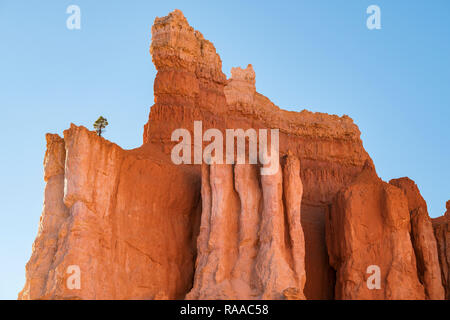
xmin=0 ymin=0 xmax=449 ymax=300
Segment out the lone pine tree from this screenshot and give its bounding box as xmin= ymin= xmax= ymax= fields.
xmin=93 ymin=116 xmax=108 ymax=137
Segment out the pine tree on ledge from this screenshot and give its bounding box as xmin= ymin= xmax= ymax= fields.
xmin=93 ymin=116 xmax=108 ymax=137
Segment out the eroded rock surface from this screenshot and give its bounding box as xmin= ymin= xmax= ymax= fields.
xmin=187 ymin=155 xmax=306 ymax=299
xmin=143 ymin=10 xmax=371 ymax=299
xmin=20 ymin=125 xmax=201 ymax=299
xmin=326 ymin=164 xmax=425 ymax=299
xmin=432 ymin=201 xmax=450 ymax=299
xmin=389 ymin=178 xmax=444 ymax=300
xmin=19 ymin=134 xmax=69 ymax=299
xmin=20 ymin=9 xmax=445 ymax=300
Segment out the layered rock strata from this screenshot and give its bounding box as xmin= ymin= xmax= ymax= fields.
xmin=143 ymin=9 xmax=371 ymax=299
xmin=20 ymin=9 xmax=448 ymax=300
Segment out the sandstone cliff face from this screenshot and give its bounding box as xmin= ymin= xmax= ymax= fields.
xmin=20 ymin=9 xmax=446 ymax=300
xmin=432 ymin=201 xmax=450 ymax=299
xmin=143 ymin=10 xmax=371 ymax=299
xmin=19 ymin=134 xmax=69 ymax=299
xmin=187 ymin=155 xmax=306 ymax=299
xmin=389 ymin=178 xmax=444 ymax=300
xmin=326 ymin=165 xmax=425 ymax=299
xmin=20 ymin=125 xmax=201 ymax=299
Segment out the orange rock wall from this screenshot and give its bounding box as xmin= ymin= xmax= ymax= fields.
xmin=433 ymin=201 xmax=450 ymax=299
xmin=143 ymin=9 xmax=371 ymax=300
xmin=20 ymin=9 xmax=448 ymax=300
xmin=389 ymin=178 xmax=444 ymax=300
xmin=20 ymin=125 xmax=201 ymax=299
xmin=326 ymin=165 xmax=425 ymax=299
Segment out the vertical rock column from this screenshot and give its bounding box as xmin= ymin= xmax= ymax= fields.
xmin=282 ymin=155 xmax=307 ymax=299
xmin=144 ymin=9 xmax=228 ymax=147
xmin=231 ymin=164 xmax=262 ymax=297
xmin=389 ymin=178 xmax=444 ymax=300
xmin=432 ymin=201 xmax=450 ymax=299
xmin=326 ymin=164 xmax=425 ymax=299
xmin=19 ymin=134 xmax=69 ymax=299
xmin=187 ymin=155 xmax=306 ymax=299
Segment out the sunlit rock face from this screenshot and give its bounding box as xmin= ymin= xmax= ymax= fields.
xmin=142 ymin=9 xmax=371 ymax=300
xmin=19 ymin=125 xmax=201 ymax=300
xmin=326 ymin=165 xmax=426 ymax=300
xmin=389 ymin=177 xmax=444 ymax=300
xmin=187 ymin=155 xmax=307 ymax=300
xmin=432 ymin=201 xmax=450 ymax=299
xmin=19 ymin=9 xmax=447 ymax=300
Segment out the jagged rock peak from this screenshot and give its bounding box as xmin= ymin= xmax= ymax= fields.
xmin=154 ymin=9 xmax=189 ymax=26
xmin=150 ymin=9 xmax=226 ymax=84
xmin=389 ymin=177 xmax=427 ymax=213
xmin=230 ymin=64 xmax=256 ymax=85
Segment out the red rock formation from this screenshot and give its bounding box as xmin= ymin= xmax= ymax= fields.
xmin=20 ymin=125 xmax=201 ymax=299
xmin=143 ymin=10 xmax=371 ymax=299
xmin=19 ymin=134 xmax=69 ymax=299
xmin=432 ymin=201 xmax=450 ymax=299
xmin=20 ymin=9 xmax=445 ymax=300
xmin=389 ymin=178 xmax=444 ymax=300
xmin=187 ymin=155 xmax=306 ymax=299
xmin=326 ymin=164 xmax=425 ymax=299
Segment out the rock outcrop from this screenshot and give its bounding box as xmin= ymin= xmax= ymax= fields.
xmin=20 ymin=125 xmax=201 ymax=299
xmin=326 ymin=164 xmax=425 ymax=299
xmin=143 ymin=10 xmax=371 ymax=299
xmin=187 ymin=155 xmax=306 ymax=299
xmin=20 ymin=9 xmax=447 ymax=300
xmin=19 ymin=134 xmax=69 ymax=299
xmin=432 ymin=201 xmax=450 ymax=299
xmin=389 ymin=178 xmax=444 ymax=300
